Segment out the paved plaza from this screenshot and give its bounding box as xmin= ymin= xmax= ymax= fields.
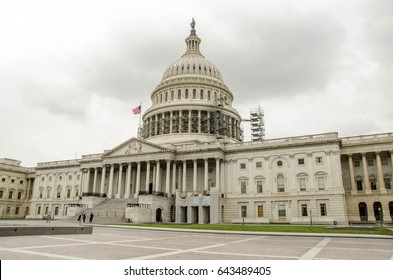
xmin=0 ymin=220 xmax=392 ymax=260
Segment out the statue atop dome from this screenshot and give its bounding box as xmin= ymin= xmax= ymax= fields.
xmin=190 ymin=18 xmax=196 ymax=35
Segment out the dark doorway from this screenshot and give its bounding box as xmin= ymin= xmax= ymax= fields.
xmin=170 ymin=205 xmax=175 ymax=222
xmin=358 ymin=202 xmax=368 ymax=221
xmin=149 ymin=183 xmax=153 ymax=194
xmin=389 ymin=202 xmax=393 ymax=221
xmin=155 ymin=208 xmax=162 ymax=223
xmin=373 ymin=201 xmax=382 ymax=221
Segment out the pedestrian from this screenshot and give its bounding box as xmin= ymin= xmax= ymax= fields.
xmin=89 ymin=212 xmax=94 ymax=223
xmin=46 ymin=212 xmax=51 ymax=223
xmin=82 ymin=213 xmax=86 ymax=223
xmin=78 ymin=214 xmax=83 ymax=225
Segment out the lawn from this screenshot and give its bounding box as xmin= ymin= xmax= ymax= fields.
xmin=116 ymin=223 xmax=393 ymax=236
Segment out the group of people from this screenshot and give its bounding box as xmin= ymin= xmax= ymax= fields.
xmin=77 ymin=212 xmax=94 ymax=225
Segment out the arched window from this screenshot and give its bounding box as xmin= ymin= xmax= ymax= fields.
xmin=56 ymin=186 xmax=62 ymax=199
xmin=193 ymin=89 xmax=196 ymax=99
xmin=200 ymin=90 xmax=204 ymax=99
xmin=277 ymin=174 xmax=285 ymax=192
xmin=185 ymin=89 xmax=189 ymax=99
xmin=177 ymin=89 xmax=181 ymax=99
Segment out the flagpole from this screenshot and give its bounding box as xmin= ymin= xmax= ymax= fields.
xmin=138 ymin=102 xmax=142 ymax=139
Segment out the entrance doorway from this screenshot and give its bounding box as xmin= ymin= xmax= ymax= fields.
xmin=373 ymin=201 xmax=382 ymax=221
xmin=155 ymin=208 xmax=162 ymax=223
xmin=358 ymin=202 xmax=368 ymax=221
xmin=389 ymin=201 xmax=393 ymax=221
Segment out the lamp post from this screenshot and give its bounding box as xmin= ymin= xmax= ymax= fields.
xmin=310 ymin=209 xmax=313 ymax=226
xmin=242 ymin=207 xmax=246 ymax=226
xmin=378 ymin=207 xmax=383 ymax=227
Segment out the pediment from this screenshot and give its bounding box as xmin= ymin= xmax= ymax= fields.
xmin=104 ymin=138 xmax=170 ymax=157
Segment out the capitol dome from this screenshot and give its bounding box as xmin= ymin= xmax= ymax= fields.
xmin=141 ymin=19 xmax=242 ymax=145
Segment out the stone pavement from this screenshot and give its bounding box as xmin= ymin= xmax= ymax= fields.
xmin=0 ymin=219 xmax=392 ymax=260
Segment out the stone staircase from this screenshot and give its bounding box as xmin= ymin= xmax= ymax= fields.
xmin=64 ymin=198 xmax=138 ymax=225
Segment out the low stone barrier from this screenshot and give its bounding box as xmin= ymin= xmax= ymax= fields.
xmin=0 ymin=226 xmax=93 ymax=237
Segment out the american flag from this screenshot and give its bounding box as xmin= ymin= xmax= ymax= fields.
xmin=132 ymin=105 xmax=141 ymax=115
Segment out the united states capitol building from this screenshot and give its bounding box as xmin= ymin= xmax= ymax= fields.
xmin=1 ymin=21 xmax=393 ymax=225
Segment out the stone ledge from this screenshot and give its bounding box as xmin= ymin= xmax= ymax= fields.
xmin=0 ymin=226 xmax=93 ymax=237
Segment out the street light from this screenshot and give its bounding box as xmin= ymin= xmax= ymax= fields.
xmin=378 ymin=207 xmax=383 ymax=227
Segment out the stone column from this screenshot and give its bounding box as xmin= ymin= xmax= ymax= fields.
xmin=361 ymin=153 xmax=371 ymax=194
xmin=116 ymin=164 xmax=123 ymax=198
xmin=156 ymin=161 xmax=161 ymax=193
xmin=125 ymin=162 xmax=132 ymax=198
xmin=93 ymin=167 xmax=98 ymax=194
xmin=83 ymin=168 xmax=90 ymax=194
xmin=108 ymin=164 xmax=114 ymax=198
xmin=376 ymin=152 xmax=387 ymax=193
xmin=188 ymin=110 xmax=192 ymax=133
xmin=182 ymin=160 xmax=187 ymax=192
xmin=172 ymin=161 xmax=177 ymax=195
xmin=215 ymin=158 xmax=220 ymax=190
xmin=198 ymin=110 xmax=201 ymax=133
xmin=25 ymin=178 xmax=31 ymax=202
xmin=204 ymin=158 xmax=208 ymax=191
xmin=348 ymin=154 xmax=356 ymax=194
xmin=135 ymin=162 xmax=141 ymax=197
xmin=145 ymin=161 xmax=151 ymax=194
xmin=100 ymin=165 xmax=106 ymax=195
xmin=179 ymin=111 xmax=183 ymax=133
xmin=193 ymin=159 xmax=197 ymax=192
xmin=165 ymin=160 xmax=171 ymax=196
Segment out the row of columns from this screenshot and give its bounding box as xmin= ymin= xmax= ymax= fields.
xmin=142 ymin=110 xmax=242 ymax=141
xmin=82 ymin=158 xmax=222 ymax=198
xmin=347 ymin=151 xmax=392 ymax=194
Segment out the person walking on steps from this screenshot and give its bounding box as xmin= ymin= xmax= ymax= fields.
xmin=89 ymin=212 xmax=94 ymax=223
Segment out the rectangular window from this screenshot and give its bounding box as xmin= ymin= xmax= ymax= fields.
xmin=11 ymin=179 xmax=15 ymax=183
xmin=37 ymin=206 xmax=41 ymax=215
xmin=41 ymin=177 xmax=45 ymax=181
xmin=316 ymin=157 xmax=323 ymax=164
xmin=299 ymin=178 xmax=306 ymax=191
xmin=240 ymin=182 xmax=247 ymax=194
xmin=301 ymin=204 xmax=308 ymax=217
xmin=320 ymin=203 xmax=327 ymax=216
xmin=57 ymin=191 xmax=61 ymax=198
xmin=256 ymin=180 xmax=263 ymax=193
xmin=0 ymin=190 xmax=3 ymax=198
xmin=356 ymin=180 xmax=363 ymax=191
xmin=46 ymin=190 xmax=51 ymax=199
xmin=278 ymin=205 xmax=286 ymax=218
xmin=257 ymin=205 xmax=264 ymax=217
xmin=370 ymin=180 xmax=377 ymax=190
xmin=241 ymin=206 xmax=247 ymax=217
xmin=318 ymin=177 xmax=325 ymax=190
xmin=20 ymin=180 xmax=24 ymax=184
xmin=6 ymin=206 xmax=11 ymax=214
xmin=8 ymin=191 xmax=13 ymax=199
xmin=384 ymin=178 xmax=391 ymax=189
xmin=54 ymin=207 xmax=59 ymax=215
xmin=17 ymin=192 xmax=22 ymax=200
xmin=256 ymin=161 xmax=262 ymax=168
xmin=1 ymin=178 xmax=5 ymax=182
xmin=381 ymin=159 xmax=388 ymax=165
xmin=354 ymin=160 xmax=360 ymax=167
xmin=77 ymin=175 xmax=80 ymax=180
xmin=67 ymin=189 xmax=71 ymax=198
xmin=240 ymin=163 xmax=246 ymax=170
xmin=298 ymin=158 xmax=305 ymax=165
xmin=367 ymin=159 xmax=374 ymax=166
xmin=15 ymin=207 xmax=20 ymax=215
xmin=68 ymin=175 xmax=72 ymax=180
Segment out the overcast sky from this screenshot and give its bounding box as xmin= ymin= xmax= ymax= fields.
xmin=1 ymin=0 xmax=392 ymax=167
